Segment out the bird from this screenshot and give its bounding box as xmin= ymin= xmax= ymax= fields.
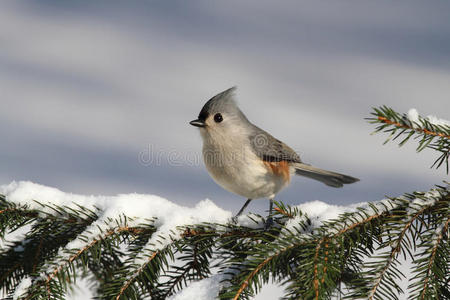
xmin=189 ymin=87 xmax=359 ymax=226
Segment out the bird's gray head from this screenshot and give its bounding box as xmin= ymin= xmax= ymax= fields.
xmin=190 ymin=87 xmax=250 ymax=137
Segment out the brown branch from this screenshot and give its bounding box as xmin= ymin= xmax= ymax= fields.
xmin=394 ymin=206 xmax=430 ymax=254
xmin=44 ymin=226 xmax=136 ymax=298
xmin=115 ymin=251 xmax=158 ymax=300
xmin=162 ymin=262 xmax=193 ymax=298
xmin=274 ymin=207 xmax=294 ymax=218
xmin=233 ymin=255 xmax=275 ymax=300
xmin=420 ymin=217 xmax=450 ymax=300
xmin=334 ymin=214 xmax=382 ymax=237
xmin=368 ymin=255 xmax=393 ymax=300
xmin=0 ymin=208 xmax=38 ymax=218
xmin=377 ymin=116 xmax=450 ymax=139
xmin=0 ymin=207 xmax=91 ymax=225
xmin=369 ymin=205 xmax=435 ymax=300
xmin=322 ymin=243 xmax=329 ymax=284
xmin=33 ymin=237 xmax=45 ymax=273
xmin=181 ymin=228 xmax=259 ymax=239
xmin=314 ymin=239 xmax=326 ymax=300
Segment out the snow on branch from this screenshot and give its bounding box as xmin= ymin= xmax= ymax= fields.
xmin=0 ymin=181 xmax=449 ymax=300
xmin=0 ymin=181 xmax=231 ymax=299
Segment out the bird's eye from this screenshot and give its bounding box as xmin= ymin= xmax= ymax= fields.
xmin=214 ymin=113 xmax=223 ymax=123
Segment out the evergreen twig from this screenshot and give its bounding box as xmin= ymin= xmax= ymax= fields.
xmin=368 ymin=106 xmax=450 ymax=173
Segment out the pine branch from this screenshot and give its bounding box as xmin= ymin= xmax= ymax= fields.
xmin=1 ymin=184 xmax=449 ymax=300
xmin=217 ymin=186 xmax=449 ymax=300
xmin=409 ymin=189 xmax=450 ymax=299
xmin=419 ymin=217 xmax=449 ymax=300
xmin=0 ymin=202 xmax=98 ymax=298
xmin=0 ymin=197 xmax=38 ymax=238
xmin=115 ymin=251 xmax=159 ymax=299
xmin=17 ymin=218 xmax=149 ymax=300
xmin=101 ymin=234 xmax=174 ymax=299
xmin=376 ymin=116 xmax=450 ymax=139
xmin=313 ymin=238 xmax=326 ymax=300
xmin=368 ymin=106 xmax=450 ymax=173
xmin=154 ymin=229 xmax=215 ymax=298
xmin=44 ymin=225 xmax=132 ymax=294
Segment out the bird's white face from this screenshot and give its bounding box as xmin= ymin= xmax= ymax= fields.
xmin=191 ymin=106 xmax=249 ymax=146
xmin=199 ymin=113 xmax=223 ymax=142
xmin=190 ymin=87 xmax=253 ymax=145
xmin=200 ymin=111 xmax=226 ymax=132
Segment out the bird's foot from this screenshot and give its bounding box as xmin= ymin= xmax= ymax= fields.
xmin=264 ymin=216 xmax=274 ymax=230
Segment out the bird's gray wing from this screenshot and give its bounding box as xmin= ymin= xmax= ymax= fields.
xmin=248 ymin=127 xmax=302 ymax=163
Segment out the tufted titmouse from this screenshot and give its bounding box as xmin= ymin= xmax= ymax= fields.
xmin=190 ymin=87 xmax=359 ymax=224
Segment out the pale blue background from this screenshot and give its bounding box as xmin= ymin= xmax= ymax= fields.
xmin=1 ymin=1 xmax=449 ymax=298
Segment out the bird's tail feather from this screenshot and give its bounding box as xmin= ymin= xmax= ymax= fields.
xmin=293 ymin=163 xmax=359 ymax=188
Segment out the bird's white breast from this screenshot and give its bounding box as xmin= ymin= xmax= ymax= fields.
xmin=200 ymin=130 xmax=289 ymax=199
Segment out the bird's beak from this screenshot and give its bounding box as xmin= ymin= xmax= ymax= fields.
xmin=189 ymin=119 xmax=205 ymax=128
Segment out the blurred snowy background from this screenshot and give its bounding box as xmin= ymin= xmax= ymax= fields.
xmin=0 ymin=0 xmax=449 ymax=299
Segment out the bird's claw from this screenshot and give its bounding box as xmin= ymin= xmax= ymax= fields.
xmin=264 ymin=216 xmax=274 ymax=230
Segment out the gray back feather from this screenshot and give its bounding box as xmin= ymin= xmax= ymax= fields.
xmin=249 ymin=127 xmax=302 ymax=163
